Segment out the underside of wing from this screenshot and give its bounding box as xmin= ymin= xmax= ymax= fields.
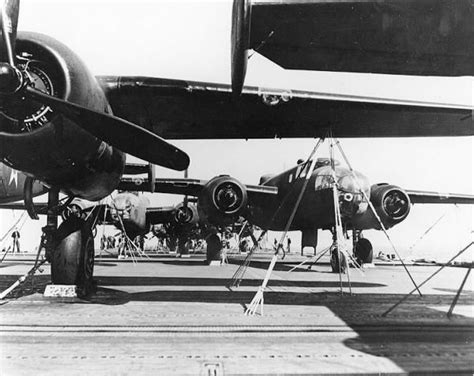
xmin=407 ymin=190 xmax=474 ymax=204
xmin=118 ymin=177 xmax=207 ymax=197
xmin=99 ymin=76 xmax=473 ymax=139
xmin=248 ymin=0 xmax=474 ymax=76
xmin=118 ymin=176 xmax=278 ymax=201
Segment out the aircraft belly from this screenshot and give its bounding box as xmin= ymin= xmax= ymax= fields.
xmin=251 ymin=188 xmax=335 ymax=231
xmin=291 ymin=189 xmax=335 ymax=231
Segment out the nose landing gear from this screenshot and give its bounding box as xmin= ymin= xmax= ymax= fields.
xmin=352 ymin=230 xmax=373 ymax=265
xmin=330 ymin=246 xmax=347 ymax=273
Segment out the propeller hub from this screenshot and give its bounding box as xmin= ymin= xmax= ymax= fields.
xmin=0 ymin=63 xmax=22 ymax=94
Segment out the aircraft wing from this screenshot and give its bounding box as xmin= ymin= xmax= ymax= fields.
xmin=118 ymin=177 xmax=207 ymax=197
xmin=246 ymin=0 xmax=473 ymax=77
xmin=118 ymin=177 xmax=278 ymax=198
xmin=407 ymin=190 xmax=474 ymax=204
xmin=98 ymin=76 xmax=473 ymax=139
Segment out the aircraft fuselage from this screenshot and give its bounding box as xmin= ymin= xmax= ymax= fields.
xmin=0 ymin=162 xmax=47 ymax=203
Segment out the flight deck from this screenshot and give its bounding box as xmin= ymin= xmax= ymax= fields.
xmin=0 ymin=252 xmax=473 ymax=375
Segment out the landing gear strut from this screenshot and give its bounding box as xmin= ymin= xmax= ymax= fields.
xmin=42 ymin=189 xmax=95 ymax=297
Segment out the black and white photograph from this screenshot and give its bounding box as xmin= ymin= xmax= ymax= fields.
xmin=0 ymin=0 xmax=472 ymax=374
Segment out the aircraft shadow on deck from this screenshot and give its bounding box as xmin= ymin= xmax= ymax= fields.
xmin=342 ymin=318 xmax=474 ymax=373
xmin=94 ymin=275 xmax=385 ymax=289
xmin=86 ymin=285 xmax=474 ymax=317
xmin=0 ymin=273 xmax=384 ymax=303
xmin=148 ymin=258 xmax=333 ymax=272
xmin=226 ymin=259 xmax=330 ymax=272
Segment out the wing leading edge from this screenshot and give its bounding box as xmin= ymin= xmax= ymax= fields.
xmin=407 ymin=190 xmax=474 ymax=205
xmin=118 ymin=177 xmax=278 ymax=198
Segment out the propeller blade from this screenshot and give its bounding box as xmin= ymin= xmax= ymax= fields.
xmin=26 ymin=86 xmax=190 ymax=171
xmin=0 ymin=0 xmax=19 ymax=66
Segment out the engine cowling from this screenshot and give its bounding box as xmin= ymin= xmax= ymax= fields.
xmin=173 ymin=203 xmax=199 ymax=226
xmin=353 ymin=184 xmax=411 ymax=230
xmin=0 ymin=32 xmax=125 ymax=201
xmin=61 ymin=199 xmax=90 ymax=221
xmin=198 ymin=175 xmax=248 ymax=225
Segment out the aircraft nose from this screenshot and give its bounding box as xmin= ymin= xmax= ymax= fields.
xmin=338 ymin=171 xmax=370 ymax=195
xmin=337 ymin=171 xmax=370 ymax=216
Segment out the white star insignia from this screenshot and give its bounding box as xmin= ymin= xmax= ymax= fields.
xmin=8 ymin=169 xmax=18 ymax=188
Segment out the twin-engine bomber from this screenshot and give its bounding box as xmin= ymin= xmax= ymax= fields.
xmin=120 ymin=158 xmax=474 ymax=267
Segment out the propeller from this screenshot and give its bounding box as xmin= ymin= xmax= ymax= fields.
xmin=0 ymin=0 xmax=19 ymax=66
xmin=0 ymin=0 xmax=189 ymax=171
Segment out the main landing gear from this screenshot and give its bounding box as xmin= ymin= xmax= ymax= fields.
xmin=329 ymin=231 xmax=373 ymax=273
xmin=40 ymin=189 xmax=95 ymax=297
xmin=50 ymin=217 xmax=95 ymax=296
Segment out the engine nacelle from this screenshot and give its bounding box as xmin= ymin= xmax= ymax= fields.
xmin=110 ymin=193 xmax=150 ymax=238
xmin=198 ymin=175 xmax=248 ymax=225
xmin=0 ymin=32 xmax=125 ymax=201
xmin=353 ymin=184 xmax=411 ymax=230
xmin=61 ymin=198 xmax=91 ymax=221
xmin=173 ymin=203 xmax=199 ymax=226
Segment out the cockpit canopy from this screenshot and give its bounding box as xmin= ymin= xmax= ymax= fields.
xmin=314 ymin=166 xmax=370 ymax=197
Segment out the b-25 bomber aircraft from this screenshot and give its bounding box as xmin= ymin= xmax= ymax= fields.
xmin=119 ymin=157 xmax=474 ymax=267
xmin=0 ymin=0 xmax=472 ymax=294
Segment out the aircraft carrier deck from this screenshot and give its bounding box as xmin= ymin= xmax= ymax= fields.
xmin=0 ymin=251 xmax=473 ymax=375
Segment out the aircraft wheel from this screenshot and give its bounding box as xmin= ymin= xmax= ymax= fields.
xmin=206 ymin=234 xmax=222 ymax=262
xmin=355 ymin=238 xmax=373 ymax=264
xmin=51 ymin=217 xmax=95 ymax=296
xmin=330 ymin=248 xmax=347 ymax=273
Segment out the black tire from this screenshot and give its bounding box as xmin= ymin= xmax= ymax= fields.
xmin=355 ymin=238 xmax=373 ymax=264
xmin=330 ymin=249 xmax=347 ymax=273
xmin=51 ymin=217 xmax=95 ymax=296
